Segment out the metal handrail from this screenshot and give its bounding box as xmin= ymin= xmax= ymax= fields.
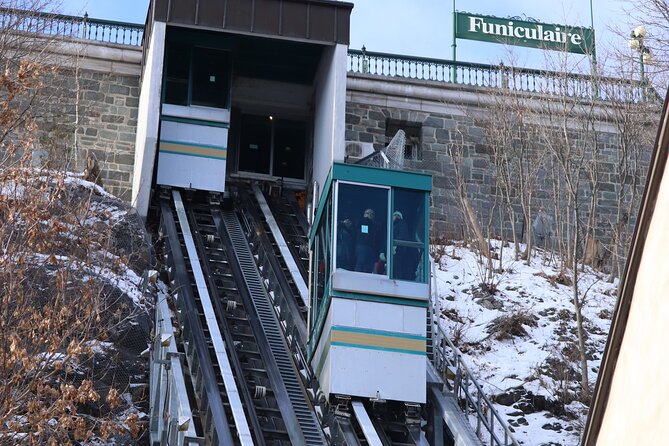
xmin=0 ymin=7 xmax=143 ymax=46
xmin=150 ymin=285 xmax=204 ymax=446
xmin=348 ymin=48 xmax=657 ymax=103
xmin=430 ymin=262 xmax=520 ymax=446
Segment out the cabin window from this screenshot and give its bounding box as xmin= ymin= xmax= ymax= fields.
xmin=164 ymin=45 xmax=231 ymax=109
xmin=335 ymin=182 xmax=389 ymax=274
xmin=391 ymin=188 xmax=427 ymax=283
xmin=311 ymin=196 xmax=332 ymax=335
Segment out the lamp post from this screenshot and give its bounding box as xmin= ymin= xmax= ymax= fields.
xmin=629 ymin=26 xmax=652 ymax=84
xmin=451 ymin=0 xmax=457 ymax=83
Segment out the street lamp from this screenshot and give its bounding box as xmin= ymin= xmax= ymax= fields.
xmin=629 ymin=26 xmax=652 ymax=84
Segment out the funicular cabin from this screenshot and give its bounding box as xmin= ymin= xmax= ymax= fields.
xmin=308 ymin=162 xmax=432 ymax=404
xmin=131 ymin=0 xmax=353 ymax=218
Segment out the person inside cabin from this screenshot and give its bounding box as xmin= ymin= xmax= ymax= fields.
xmin=355 ymin=208 xmax=381 ymax=273
xmin=392 ymin=210 xmax=412 ymax=280
xmin=336 ymin=216 xmax=355 ymax=270
xmin=374 ymin=252 xmax=387 ymax=275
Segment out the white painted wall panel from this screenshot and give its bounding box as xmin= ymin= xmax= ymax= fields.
xmin=329 ymin=345 xmax=425 ymax=403
xmin=315 ymin=298 xmax=426 ymax=403
xmin=156 ymin=120 xmax=228 ymax=192
xmin=156 ymin=153 xmax=226 ymax=191
xmin=160 ymin=121 xmax=228 ymax=145
xmin=313 ymin=43 xmax=347 ymax=199
xmin=131 ymin=22 xmax=166 ymax=218
xmin=331 ymin=298 xmax=426 ymax=337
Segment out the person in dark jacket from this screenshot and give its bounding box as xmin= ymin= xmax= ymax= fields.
xmin=392 ymin=210 xmax=414 ymax=280
xmin=355 ymin=208 xmax=380 ymax=273
xmin=336 ymin=216 xmax=355 ymax=270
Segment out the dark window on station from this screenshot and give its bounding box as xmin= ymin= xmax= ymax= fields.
xmin=386 ymin=119 xmax=422 ymax=160
xmin=164 ymin=45 xmax=231 ymax=109
xmin=164 ymin=45 xmax=189 ymax=105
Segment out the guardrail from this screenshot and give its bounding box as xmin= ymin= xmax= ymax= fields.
xmin=430 ymin=263 xmax=520 ymax=446
xmin=149 ymin=279 xmax=203 ymax=446
xmin=0 ymin=7 xmax=143 ymax=46
xmin=349 ymin=48 xmax=656 ymax=103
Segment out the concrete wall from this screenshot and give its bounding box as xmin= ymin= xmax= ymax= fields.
xmin=312 ymin=43 xmax=348 ymax=201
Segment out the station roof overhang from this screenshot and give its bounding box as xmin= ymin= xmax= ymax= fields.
xmin=149 ymin=0 xmax=353 ymax=46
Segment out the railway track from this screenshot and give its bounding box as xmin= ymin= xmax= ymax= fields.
xmin=159 ymin=186 xmax=432 ymax=446
xmin=161 ymin=189 xmax=326 ymax=445
xmin=240 ymin=187 xmax=424 ymax=446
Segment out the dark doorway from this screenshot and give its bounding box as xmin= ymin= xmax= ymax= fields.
xmin=238 ymin=114 xmax=272 ymax=175
xmin=238 ymin=114 xmax=306 ymax=180
xmin=273 ymin=119 xmax=306 ymax=180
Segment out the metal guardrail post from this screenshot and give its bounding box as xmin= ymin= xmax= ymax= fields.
xmin=150 ymin=290 xmax=203 ymax=446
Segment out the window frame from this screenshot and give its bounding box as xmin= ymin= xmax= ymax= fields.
xmin=333 ymin=180 xmax=391 ymax=275
xmin=162 ymin=44 xmax=233 ymax=110
xmin=390 ymin=188 xmax=429 ymax=283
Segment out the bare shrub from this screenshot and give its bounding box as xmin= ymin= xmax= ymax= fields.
xmin=486 ymin=309 xmax=538 ymax=341
xmin=533 ymin=270 xmax=573 ymax=288
xmin=0 ymin=4 xmax=150 ymax=442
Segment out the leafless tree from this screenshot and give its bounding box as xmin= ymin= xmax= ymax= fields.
xmin=447 ymin=127 xmax=490 ymax=260
xmin=600 ymin=62 xmax=660 ymax=281
xmin=479 ymin=66 xmax=546 ymax=264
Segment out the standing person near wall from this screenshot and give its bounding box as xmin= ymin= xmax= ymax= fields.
xmin=355 ymin=208 xmax=380 ymax=273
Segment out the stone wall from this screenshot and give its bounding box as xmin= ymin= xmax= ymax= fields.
xmin=23 ymin=39 xmax=142 ymax=202
xmin=34 ymin=68 xmax=140 ymax=201
xmin=345 ymin=75 xmax=656 ymax=245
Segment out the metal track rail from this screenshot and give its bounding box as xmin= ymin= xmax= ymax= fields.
xmin=172 ymin=191 xmax=255 ymax=446
xmin=246 ymin=188 xmax=419 ymax=446
xmin=214 ymin=207 xmax=327 ymax=445
xmin=368 ymin=415 xmax=420 ymax=446
xmin=253 ymin=184 xmax=309 ymax=307
xmin=263 ymin=188 xmax=310 ymax=281
xmin=188 ymin=199 xmax=308 ymax=444
xmin=160 ymin=195 xmax=237 ymax=446
xmin=351 ymin=402 xmax=383 ymax=446
xmin=186 ymin=204 xmax=285 ymax=445
xmin=241 ymin=189 xmax=309 ymax=347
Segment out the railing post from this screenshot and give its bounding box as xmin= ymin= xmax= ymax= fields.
xmin=490 ymin=408 xmax=495 ymax=446
xmin=500 ymin=62 xmax=509 ymax=89
xmin=361 ymin=45 xmax=369 ymax=74
xmin=82 ymin=12 xmax=87 ymax=40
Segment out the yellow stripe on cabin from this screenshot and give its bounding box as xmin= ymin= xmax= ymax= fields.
xmin=159 ymin=141 xmax=227 ymax=160
xmin=331 ymin=329 xmax=425 ymax=354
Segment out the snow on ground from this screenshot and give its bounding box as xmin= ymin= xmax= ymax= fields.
xmin=433 ymin=240 xmax=618 ymax=446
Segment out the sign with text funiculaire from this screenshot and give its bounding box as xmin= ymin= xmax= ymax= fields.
xmin=455 ymin=12 xmax=595 ymax=55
